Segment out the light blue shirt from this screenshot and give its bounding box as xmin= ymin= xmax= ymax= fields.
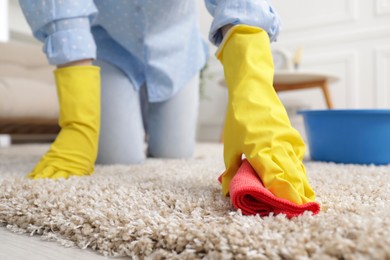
xmin=19 ymin=0 xmax=280 ymax=102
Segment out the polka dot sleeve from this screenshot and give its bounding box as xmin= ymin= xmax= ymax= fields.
xmin=18 ymin=0 xmax=98 ymax=65
xmin=41 ymin=18 xmax=97 ymax=65
xmin=204 ymin=0 xmax=281 ymax=46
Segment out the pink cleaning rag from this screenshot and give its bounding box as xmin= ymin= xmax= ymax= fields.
xmin=219 ymin=159 xmax=320 ymax=218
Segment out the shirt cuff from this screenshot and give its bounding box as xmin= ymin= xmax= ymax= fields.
xmin=208 ymin=0 xmax=281 ymax=46
xmin=42 ymin=18 xmax=97 ymax=65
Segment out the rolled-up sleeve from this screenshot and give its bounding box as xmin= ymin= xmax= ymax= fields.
xmin=18 ymin=1 xmax=98 ymax=65
xmin=204 ymin=0 xmax=281 ymax=45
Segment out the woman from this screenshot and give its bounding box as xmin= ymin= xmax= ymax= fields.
xmin=20 ymin=1 xmax=316 ymax=205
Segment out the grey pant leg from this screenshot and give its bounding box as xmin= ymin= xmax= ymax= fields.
xmin=95 ymin=60 xmax=145 ymax=164
xmin=147 ymin=74 xmax=200 ymax=158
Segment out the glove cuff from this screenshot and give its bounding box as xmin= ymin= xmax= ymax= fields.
xmin=54 ymin=65 xmax=100 ymax=76
xmin=216 ymin=25 xmax=268 ymax=61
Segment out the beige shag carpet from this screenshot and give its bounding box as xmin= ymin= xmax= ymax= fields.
xmin=1 ymin=143 xmax=390 ymax=259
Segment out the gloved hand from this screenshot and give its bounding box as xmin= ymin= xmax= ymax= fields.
xmin=218 ymin=25 xmax=316 ymax=204
xmin=28 ymin=65 xmax=100 ymax=179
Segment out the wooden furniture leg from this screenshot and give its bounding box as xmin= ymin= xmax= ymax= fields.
xmin=320 ymin=81 xmax=333 ymax=109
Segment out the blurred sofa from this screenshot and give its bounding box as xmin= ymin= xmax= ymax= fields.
xmin=0 ymin=41 xmax=59 ymax=142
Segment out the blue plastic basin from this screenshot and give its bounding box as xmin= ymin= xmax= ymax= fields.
xmin=298 ymin=109 xmax=390 ymax=165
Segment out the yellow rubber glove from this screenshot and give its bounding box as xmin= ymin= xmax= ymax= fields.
xmin=28 ymin=66 xmax=100 ymax=179
xmin=218 ymin=25 xmax=316 ymax=204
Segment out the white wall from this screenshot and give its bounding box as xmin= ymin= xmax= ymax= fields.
xmin=8 ymin=0 xmax=39 ymax=43
xmin=270 ymin=0 xmax=390 ymax=109
xmin=197 ymin=0 xmax=390 ymax=141
xmin=0 ymin=0 xmax=9 ymax=42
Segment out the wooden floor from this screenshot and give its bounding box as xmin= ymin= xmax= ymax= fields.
xmin=0 ymin=227 xmax=126 ymax=260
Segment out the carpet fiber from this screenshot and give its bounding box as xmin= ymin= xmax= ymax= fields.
xmin=1 ymin=144 xmax=390 ymax=259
